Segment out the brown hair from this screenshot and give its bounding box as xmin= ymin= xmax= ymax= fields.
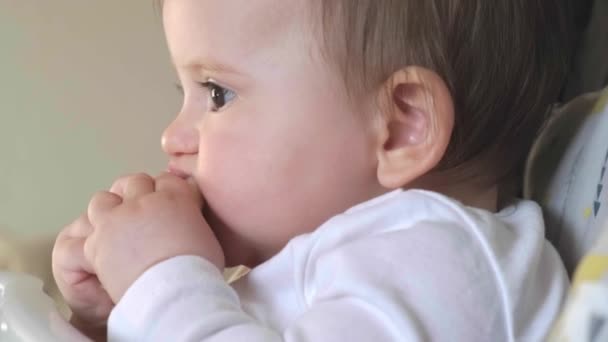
xmin=314 ymin=1 xmax=572 ymax=186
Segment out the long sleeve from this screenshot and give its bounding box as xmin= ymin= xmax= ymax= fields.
xmin=107 ymin=255 xmax=414 ymax=341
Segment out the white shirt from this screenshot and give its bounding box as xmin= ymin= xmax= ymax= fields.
xmin=108 ymin=190 xmax=568 ymax=341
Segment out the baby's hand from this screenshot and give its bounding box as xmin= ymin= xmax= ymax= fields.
xmin=52 ymin=213 xmax=114 ymax=340
xmin=83 ymin=173 xmax=225 ymax=303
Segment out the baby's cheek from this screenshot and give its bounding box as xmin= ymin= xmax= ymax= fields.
xmin=195 ymin=140 xmax=264 ymax=215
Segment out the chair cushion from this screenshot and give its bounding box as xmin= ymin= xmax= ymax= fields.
xmin=525 ymin=88 xmax=608 ymax=273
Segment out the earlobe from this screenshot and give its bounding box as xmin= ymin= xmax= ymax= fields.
xmin=375 ymin=67 xmax=454 ymax=189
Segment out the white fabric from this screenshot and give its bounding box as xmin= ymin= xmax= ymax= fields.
xmin=107 ymin=189 xmax=568 ymax=341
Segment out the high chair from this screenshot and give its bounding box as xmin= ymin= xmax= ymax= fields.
xmin=526 ymin=88 xmax=608 ymax=341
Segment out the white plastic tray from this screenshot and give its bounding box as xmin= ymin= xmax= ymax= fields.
xmin=0 ymin=272 xmax=90 ymax=342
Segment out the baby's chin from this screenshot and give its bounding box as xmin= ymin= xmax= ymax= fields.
xmin=220 ymin=236 xmax=261 ymax=268
xmin=202 ymin=206 xmax=260 ymax=268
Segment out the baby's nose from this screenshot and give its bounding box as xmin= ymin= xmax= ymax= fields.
xmin=161 ymin=117 xmax=199 ymax=156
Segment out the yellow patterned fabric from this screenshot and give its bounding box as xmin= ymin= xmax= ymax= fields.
xmin=549 ymin=225 xmax=608 ymax=341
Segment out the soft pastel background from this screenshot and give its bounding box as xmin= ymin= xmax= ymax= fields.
xmin=0 ymin=1 xmax=180 ymax=238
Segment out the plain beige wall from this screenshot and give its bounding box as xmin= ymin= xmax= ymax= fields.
xmin=0 ymin=2 xmax=180 ymax=237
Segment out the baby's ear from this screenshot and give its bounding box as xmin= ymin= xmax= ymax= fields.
xmin=374 ymin=67 xmax=454 ymax=189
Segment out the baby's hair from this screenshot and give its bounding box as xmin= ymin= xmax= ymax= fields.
xmin=313 ymin=0 xmax=573 ymax=186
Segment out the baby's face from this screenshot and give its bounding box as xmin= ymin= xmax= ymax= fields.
xmin=161 ymin=0 xmax=386 ymax=267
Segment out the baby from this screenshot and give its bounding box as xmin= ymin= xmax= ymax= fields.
xmin=52 ymin=0 xmax=572 ymax=341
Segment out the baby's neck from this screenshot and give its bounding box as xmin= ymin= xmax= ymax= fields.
xmin=410 ymin=179 xmax=499 ymax=212
xmin=442 ymin=186 xmax=498 ymax=212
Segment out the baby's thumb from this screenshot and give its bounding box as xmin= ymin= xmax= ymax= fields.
xmin=155 ymin=172 xmax=205 ymax=208
xmin=185 ymin=177 xmax=205 ymax=208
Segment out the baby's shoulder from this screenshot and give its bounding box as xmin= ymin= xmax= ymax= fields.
xmin=297 ymin=192 xmax=566 ymax=339
xmin=301 ymin=190 xmax=562 ymax=300
xmin=310 ymin=189 xmax=545 ymax=255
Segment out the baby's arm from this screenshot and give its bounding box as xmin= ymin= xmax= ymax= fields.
xmin=107 ymin=255 xmax=414 ymax=341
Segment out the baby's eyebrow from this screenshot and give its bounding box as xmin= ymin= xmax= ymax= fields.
xmin=176 ymin=58 xmax=243 ymax=77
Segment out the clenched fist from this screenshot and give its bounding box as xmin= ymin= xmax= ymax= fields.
xmin=53 ymin=173 xmax=224 ymax=339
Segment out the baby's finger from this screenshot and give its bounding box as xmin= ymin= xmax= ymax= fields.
xmin=53 ymin=236 xmax=95 ymax=277
xmin=155 ymin=172 xmax=203 ymax=207
xmin=109 ymin=173 xmax=153 ymax=197
xmin=121 ymin=173 xmax=155 ymax=200
xmin=58 ymin=213 xmax=94 ymax=240
xmin=87 ymin=191 xmax=123 ymax=224
xmin=186 ymin=177 xmax=206 ymax=207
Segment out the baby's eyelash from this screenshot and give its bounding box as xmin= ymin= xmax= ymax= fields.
xmin=199 ymin=81 xmax=215 ymax=89
xmin=172 ymin=81 xmax=222 ymax=93
xmin=174 ymin=82 xmax=184 ymax=94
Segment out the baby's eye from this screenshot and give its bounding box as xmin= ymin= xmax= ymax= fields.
xmin=201 ymin=81 xmax=236 ymax=112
